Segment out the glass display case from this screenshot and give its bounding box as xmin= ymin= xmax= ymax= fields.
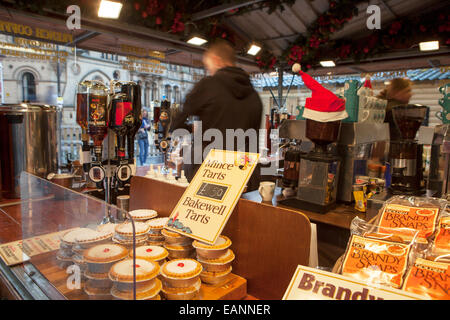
xmin=0 ymin=172 xmax=146 ymax=300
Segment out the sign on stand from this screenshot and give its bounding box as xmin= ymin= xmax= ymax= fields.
xmin=283 ymin=265 xmax=427 ymax=300
xmin=166 ymin=149 xmax=259 ymax=245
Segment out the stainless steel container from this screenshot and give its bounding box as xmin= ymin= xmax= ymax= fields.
xmin=0 ymin=103 xmax=59 ymax=198
xmin=336 ymin=122 xmax=390 ymax=202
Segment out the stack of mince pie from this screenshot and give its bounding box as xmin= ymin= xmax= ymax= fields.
xmin=146 ymin=217 xmax=169 ymax=246
xmin=83 ymin=243 xmax=128 ymax=300
xmin=129 ymin=245 xmax=169 ymax=266
xmin=193 ymin=235 xmax=234 ymax=285
xmin=160 ymin=258 xmax=203 ymax=300
xmin=73 ymin=225 xmax=115 ymax=273
xmin=109 ymin=258 xmax=162 ymax=300
xmin=57 ymin=227 xmax=113 ymax=270
xmin=128 ymin=209 xmax=158 ymax=222
xmin=113 ymin=221 xmax=150 ymax=248
xmin=161 ymin=228 xmax=195 ymax=260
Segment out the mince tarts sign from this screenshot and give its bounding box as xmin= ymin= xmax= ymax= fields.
xmin=166 ymin=149 xmax=259 ymax=245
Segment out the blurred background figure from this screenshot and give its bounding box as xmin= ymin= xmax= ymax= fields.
xmin=137 ymin=109 xmax=151 ymax=166
xmin=377 ymin=78 xmax=413 ymax=140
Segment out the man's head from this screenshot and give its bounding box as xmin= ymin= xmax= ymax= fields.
xmin=202 ymin=40 xmax=236 ymax=75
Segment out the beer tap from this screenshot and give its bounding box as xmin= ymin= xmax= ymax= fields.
xmin=155 ymin=99 xmax=172 ymax=175
xmin=109 ymin=81 xmax=141 ymax=191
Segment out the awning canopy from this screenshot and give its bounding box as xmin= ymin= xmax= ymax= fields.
xmin=0 ymin=0 xmax=448 ymax=76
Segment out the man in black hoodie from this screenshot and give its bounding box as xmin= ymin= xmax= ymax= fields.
xmin=170 ymin=40 xmax=263 ymax=190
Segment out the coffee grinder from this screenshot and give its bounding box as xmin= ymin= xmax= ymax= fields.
xmin=280 ymin=119 xmax=342 ymax=213
xmin=389 ymin=104 xmax=428 ymax=195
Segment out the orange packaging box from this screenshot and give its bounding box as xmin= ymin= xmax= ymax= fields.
xmin=434 ymin=216 xmax=450 ymax=253
xmin=378 ymin=204 xmax=440 ymax=243
xmin=342 ymin=235 xmax=411 ymax=289
xmin=403 ymin=258 xmax=450 ymax=300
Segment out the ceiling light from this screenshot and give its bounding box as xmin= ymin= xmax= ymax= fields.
xmin=187 ymin=36 xmax=208 ymax=46
xmin=320 ymin=60 xmax=336 ymax=67
xmin=98 ymin=0 xmax=123 ymax=19
xmin=419 ymin=41 xmax=439 ymax=51
xmin=247 ymin=44 xmax=261 ymax=56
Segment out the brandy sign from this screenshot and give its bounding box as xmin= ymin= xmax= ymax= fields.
xmin=283 ymin=265 xmax=427 ymax=300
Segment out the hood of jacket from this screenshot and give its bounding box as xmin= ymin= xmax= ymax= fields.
xmin=214 ymin=66 xmax=254 ymax=99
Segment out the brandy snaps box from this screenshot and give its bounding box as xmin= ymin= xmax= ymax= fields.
xmin=166 ymin=149 xmax=259 ymax=245
xmin=377 ymin=204 xmax=440 ymax=244
xmin=434 ymin=216 xmax=450 ymax=253
xmin=341 ymin=235 xmax=411 ymax=289
xmin=402 ymin=258 xmax=450 ymax=300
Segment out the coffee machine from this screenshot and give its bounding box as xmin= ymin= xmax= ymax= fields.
xmin=389 ymin=105 xmax=428 ymax=195
xmin=336 ymin=122 xmax=390 ymax=202
xmin=424 ymin=124 xmax=450 ymax=198
xmin=280 ymin=119 xmax=342 ymax=213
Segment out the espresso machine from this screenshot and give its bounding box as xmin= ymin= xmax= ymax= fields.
xmin=336 ymin=122 xmax=390 ymax=202
xmin=389 ymin=105 xmax=428 ymax=195
xmin=424 ymin=124 xmax=450 ymax=198
xmin=280 ymin=119 xmax=342 ymax=213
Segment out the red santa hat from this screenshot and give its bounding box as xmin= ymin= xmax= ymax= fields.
xmin=363 ymin=75 xmax=372 ymax=89
xmin=292 ymin=63 xmax=348 ymax=122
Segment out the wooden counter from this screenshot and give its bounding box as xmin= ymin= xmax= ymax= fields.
xmin=241 ymin=187 xmax=367 ymax=268
xmin=241 ymin=187 xmax=366 ymax=230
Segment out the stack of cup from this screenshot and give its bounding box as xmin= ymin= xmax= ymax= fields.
xmin=116 ymin=195 xmax=130 ymax=222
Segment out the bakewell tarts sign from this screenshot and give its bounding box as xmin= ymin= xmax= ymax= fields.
xmin=166 ymin=149 xmax=259 ymax=245
xmin=283 ymin=265 xmax=427 ymax=300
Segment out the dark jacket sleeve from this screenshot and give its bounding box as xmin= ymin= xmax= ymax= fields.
xmin=169 ymin=77 xmax=213 ymax=133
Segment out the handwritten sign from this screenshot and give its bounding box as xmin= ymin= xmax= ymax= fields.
xmin=166 ymin=149 xmax=259 ymax=244
xmin=283 ymin=265 xmax=427 ymax=300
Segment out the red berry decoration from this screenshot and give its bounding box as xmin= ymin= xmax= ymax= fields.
xmin=177 ymin=262 xmax=184 ymax=267
xmin=103 ymin=248 xmax=110 ymax=253
xmin=146 ymin=248 xmax=153 ymax=252
xmin=135 ymin=264 xmax=140 ymax=268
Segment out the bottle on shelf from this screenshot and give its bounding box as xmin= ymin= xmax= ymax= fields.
xmin=85 ymin=81 xmax=109 ymax=162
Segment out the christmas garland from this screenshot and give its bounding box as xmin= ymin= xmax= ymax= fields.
xmin=4 ymin=0 xmax=296 ymax=43
xmin=256 ymin=0 xmax=450 ymax=72
xmin=5 ymin=0 xmax=449 ymax=72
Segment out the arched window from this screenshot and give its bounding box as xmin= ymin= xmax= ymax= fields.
xmin=93 ymin=75 xmax=104 ymax=82
xmin=173 ymin=86 xmax=180 ymax=104
xmin=151 ymin=82 xmax=157 ymax=101
xmin=165 ymin=85 xmax=172 ymax=102
xmin=22 ymin=72 xmax=36 ymax=102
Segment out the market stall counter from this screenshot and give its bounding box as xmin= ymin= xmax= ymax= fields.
xmin=0 ymin=173 xmax=311 ymax=300
xmin=241 ymin=187 xmax=365 ymax=268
